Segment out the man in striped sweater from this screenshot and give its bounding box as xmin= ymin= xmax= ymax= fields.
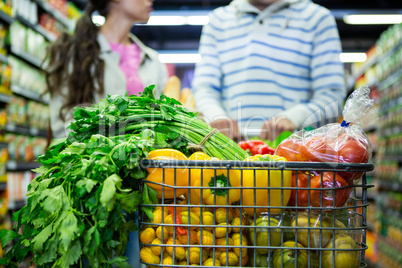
xmin=192 ymin=0 xmax=346 ymax=141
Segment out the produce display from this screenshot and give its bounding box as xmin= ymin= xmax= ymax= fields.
xmin=9 ymin=56 xmax=48 ymax=97
xmin=0 ymin=86 xmax=373 ymax=267
xmin=6 ymin=95 xmax=49 ymax=129
xmin=9 ymin=22 xmax=49 ymax=61
xmin=0 ymin=60 xmax=12 ymax=96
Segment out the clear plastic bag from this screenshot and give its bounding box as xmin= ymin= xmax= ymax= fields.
xmin=275 ymin=86 xmax=375 ymax=184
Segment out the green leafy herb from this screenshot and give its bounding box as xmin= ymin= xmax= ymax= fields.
xmin=0 ymin=85 xmax=248 ymax=267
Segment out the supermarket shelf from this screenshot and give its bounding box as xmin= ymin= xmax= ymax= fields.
xmin=380 ymin=126 xmax=402 ymax=137
xmin=6 ymin=161 xmax=40 ymax=171
xmin=11 ymin=84 xmax=49 ymax=104
xmin=364 ymin=258 xmax=377 ymax=268
xmin=0 ymin=142 xmax=7 ymax=149
xmin=367 ymin=192 xmax=376 ymax=201
xmin=0 ymin=182 xmax=6 ymax=191
xmin=33 ymin=0 xmax=71 ymax=28
xmin=363 ymin=124 xmax=378 ymax=133
xmin=378 ymin=181 xmax=402 ymax=192
xmin=8 ymin=200 xmax=26 ymax=210
xmin=0 ymin=10 xmax=14 ymax=24
xmin=378 ymin=234 xmax=402 ymax=254
xmin=0 ymin=93 xmax=12 ymax=103
xmin=378 ymin=68 xmax=402 ymax=90
xmin=0 ymin=53 xmax=8 ymax=63
xmin=354 ymin=40 xmax=402 ymax=80
xmin=356 ymin=191 xmax=376 ymax=201
xmin=15 ymin=15 xmax=57 ymax=42
xmin=5 ymin=124 xmax=48 ymax=137
xmin=9 ymin=47 xmax=43 ymax=69
xmin=367 ymin=222 xmax=375 ymax=232
xmin=366 ymin=78 xmax=379 ymax=89
xmin=377 ymin=154 xmax=402 ymax=162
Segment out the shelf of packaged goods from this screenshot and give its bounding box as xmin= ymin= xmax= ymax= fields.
xmin=378 ymin=180 xmax=402 ymax=193
xmin=0 ymin=182 xmax=6 ymax=191
xmin=367 ymin=191 xmax=376 ymax=201
xmin=8 ymin=199 xmax=26 ymax=210
xmin=0 ymin=142 xmax=7 ymax=149
xmin=6 ymin=160 xmax=40 ymax=171
xmin=0 ymin=53 xmax=8 ymax=63
xmin=366 ymin=222 xmax=376 ymax=232
xmin=378 ymin=68 xmax=402 ymax=91
xmin=0 ymin=9 xmax=14 ymax=24
xmin=0 ymin=92 xmax=12 ymax=103
xmin=11 ymin=84 xmax=49 ymax=104
xmin=15 ymin=14 xmax=57 ymax=42
xmin=5 ymin=124 xmax=47 ymax=137
xmin=378 ymin=234 xmax=402 ymax=254
xmin=33 ymin=0 xmax=71 ymax=28
xmin=363 ymin=124 xmax=378 ymax=133
xmin=365 ymin=78 xmax=379 ymax=90
xmin=9 ymin=47 xmax=43 ymax=69
xmin=354 ymin=40 xmax=402 ymax=81
xmin=380 ymin=126 xmax=402 ymax=138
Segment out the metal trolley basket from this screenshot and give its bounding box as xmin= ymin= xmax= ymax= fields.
xmin=139 ymin=159 xmax=374 ymax=268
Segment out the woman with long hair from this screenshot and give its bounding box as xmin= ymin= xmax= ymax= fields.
xmin=45 ymin=0 xmax=167 ymax=139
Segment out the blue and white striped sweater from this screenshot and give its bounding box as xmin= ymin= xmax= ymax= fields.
xmin=192 ymin=0 xmax=346 ymax=135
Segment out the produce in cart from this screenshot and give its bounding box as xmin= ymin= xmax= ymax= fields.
xmin=242 ymin=154 xmax=292 ymax=215
xmin=0 ymin=86 xmax=249 ymax=267
xmin=275 ymin=86 xmax=375 ymax=185
xmin=0 ymin=86 xmax=373 ymax=268
xmin=139 ymin=204 xmax=250 ymax=266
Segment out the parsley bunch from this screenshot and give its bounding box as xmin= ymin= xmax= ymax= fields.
xmin=67 ymin=85 xmax=248 ymax=160
xmin=0 ymin=131 xmax=179 ymax=267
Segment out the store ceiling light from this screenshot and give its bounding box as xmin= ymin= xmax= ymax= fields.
xmin=343 ymin=14 xmax=402 ymax=24
xmin=92 ymin=14 xmax=209 ymax=26
xmin=146 ymin=15 xmax=209 ymax=26
xmin=339 ymin=52 xmax=367 ymax=63
xmin=158 ymin=53 xmax=201 ymax=64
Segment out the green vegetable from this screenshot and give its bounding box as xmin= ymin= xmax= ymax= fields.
xmin=67 ymin=85 xmax=248 ymax=160
xmin=0 ymin=86 xmax=247 ymax=267
xmin=0 ymin=132 xmax=172 ymax=267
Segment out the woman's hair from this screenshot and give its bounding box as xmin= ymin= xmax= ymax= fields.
xmin=44 ymin=0 xmax=110 ymax=120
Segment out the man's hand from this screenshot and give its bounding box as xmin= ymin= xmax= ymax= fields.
xmin=210 ymin=118 xmax=240 ymax=141
xmin=260 ymin=117 xmax=296 ymax=141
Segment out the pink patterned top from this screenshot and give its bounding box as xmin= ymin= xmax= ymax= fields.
xmin=109 ymin=42 xmax=144 ymax=96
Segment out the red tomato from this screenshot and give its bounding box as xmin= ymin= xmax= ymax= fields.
xmin=289 ymin=172 xmax=310 ymax=206
xmin=289 ymin=172 xmax=350 ymax=208
xmin=275 ymin=139 xmax=302 ymax=161
xmin=298 ymin=136 xmax=337 ymax=162
xmin=310 ymin=172 xmax=351 ymax=207
xmin=333 ymin=134 xmax=370 ymax=182
xmin=238 ymin=141 xmax=250 ymax=150
xmin=255 ymin=144 xmax=275 ymax=155
xmin=334 ymin=135 xmax=369 ymax=164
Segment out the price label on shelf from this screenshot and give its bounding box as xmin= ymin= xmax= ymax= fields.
xmin=7 ymin=161 xmax=17 ymax=170
xmin=6 ymin=124 xmax=16 ymax=132
xmin=30 ymin=128 xmax=39 ymax=136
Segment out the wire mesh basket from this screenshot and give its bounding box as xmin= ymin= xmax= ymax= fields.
xmin=139 ymin=159 xmax=374 ymax=268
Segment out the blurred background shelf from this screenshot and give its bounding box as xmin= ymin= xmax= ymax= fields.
xmin=6 ymin=161 xmax=40 ymax=171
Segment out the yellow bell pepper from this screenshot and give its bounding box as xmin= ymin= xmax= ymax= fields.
xmin=242 ymin=154 xmax=291 ymax=215
xmin=145 ymin=149 xmax=189 ymax=199
xmin=188 ymin=152 xmax=241 ymax=205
